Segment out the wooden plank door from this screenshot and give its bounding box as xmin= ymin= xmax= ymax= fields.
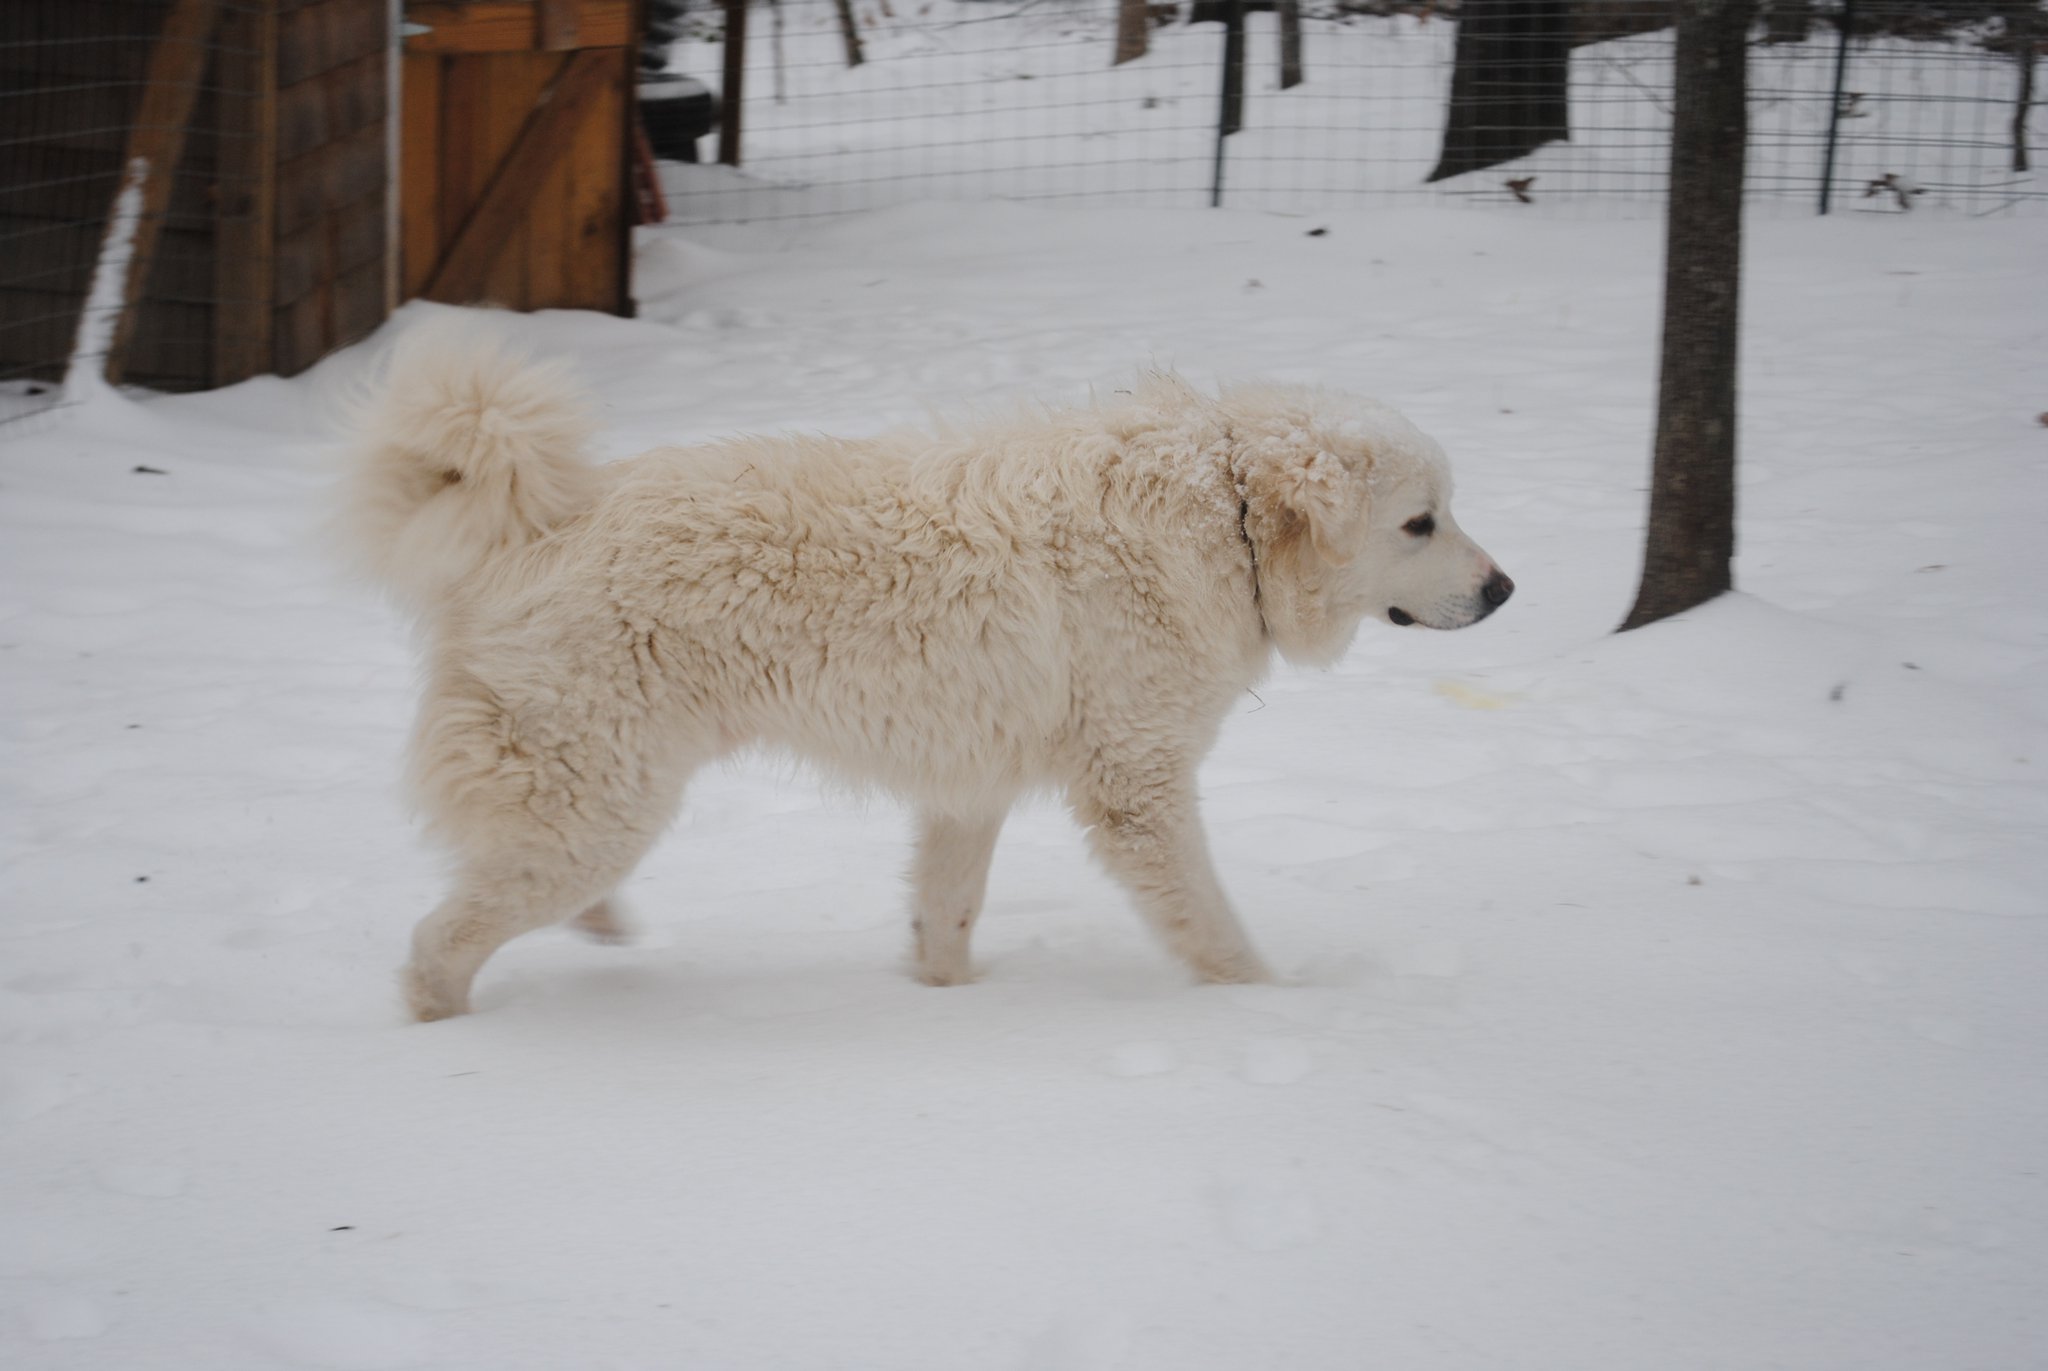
xmin=400 ymin=0 xmax=634 ymax=313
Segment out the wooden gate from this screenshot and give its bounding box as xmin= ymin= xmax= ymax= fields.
xmin=400 ymin=0 xmax=635 ymax=313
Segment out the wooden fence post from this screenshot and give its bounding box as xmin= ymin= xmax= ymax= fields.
xmin=102 ymin=0 xmax=225 ymax=385
xmin=720 ymin=0 xmax=748 ymax=165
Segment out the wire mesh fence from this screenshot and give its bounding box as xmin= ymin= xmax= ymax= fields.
xmin=2 ymin=0 xmax=391 ymax=431
xmin=658 ymin=0 xmax=2046 ymax=223
xmin=2 ymin=1 xmax=2038 ymax=425
xmin=1 ymin=0 xmax=279 ymax=424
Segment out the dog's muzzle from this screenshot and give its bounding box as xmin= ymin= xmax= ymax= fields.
xmin=1390 ymin=568 xmax=1513 ymax=629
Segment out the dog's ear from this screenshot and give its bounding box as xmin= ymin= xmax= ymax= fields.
xmin=1240 ymin=443 xmax=1368 ymax=566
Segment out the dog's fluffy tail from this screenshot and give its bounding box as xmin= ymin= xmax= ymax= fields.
xmin=338 ymin=321 xmax=601 ymax=615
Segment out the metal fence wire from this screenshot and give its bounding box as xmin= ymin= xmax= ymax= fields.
xmin=1 ymin=0 xmax=279 ymax=422
xmin=659 ymin=0 xmax=2046 ymax=223
xmin=1 ymin=1 xmax=2040 ymax=426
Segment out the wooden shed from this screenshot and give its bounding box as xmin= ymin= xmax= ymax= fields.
xmin=0 ymin=0 xmax=639 ymax=398
xmin=400 ymin=0 xmax=638 ymax=315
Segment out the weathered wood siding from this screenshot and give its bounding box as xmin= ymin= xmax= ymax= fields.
xmin=272 ymin=0 xmax=391 ymax=376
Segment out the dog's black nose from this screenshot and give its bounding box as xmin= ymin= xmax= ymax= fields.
xmin=1482 ymin=569 xmax=1515 ymax=607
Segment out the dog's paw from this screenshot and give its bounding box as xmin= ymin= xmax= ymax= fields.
xmin=1195 ymin=953 xmax=1274 ymax=986
xmin=570 ymin=899 xmax=633 ymax=946
xmin=912 ymin=961 xmax=979 ymax=988
xmin=401 ymin=965 xmax=470 ymax=1022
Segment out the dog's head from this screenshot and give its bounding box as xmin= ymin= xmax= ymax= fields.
xmin=1225 ymin=386 xmax=1512 ymax=666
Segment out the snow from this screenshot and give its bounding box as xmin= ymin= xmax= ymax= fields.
xmin=61 ymin=158 xmax=148 ymax=405
xmin=4 ymin=199 xmax=2047 ymax=1368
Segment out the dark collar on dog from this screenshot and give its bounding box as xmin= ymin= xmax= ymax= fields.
xmin=1224 ymin=420 xmax=1266 ymax=640
xmin=1212 ymin=418 xmax=1261 ymax=635
xmin=1237 ymin=497 xmax=1266 ymax=638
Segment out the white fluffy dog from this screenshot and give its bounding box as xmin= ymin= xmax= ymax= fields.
xmin=342 ymin=323 xmax=1513 ymax=1020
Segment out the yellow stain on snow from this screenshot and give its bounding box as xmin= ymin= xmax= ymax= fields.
xmin=1432 ymin=679 xmax=1514 ymax=711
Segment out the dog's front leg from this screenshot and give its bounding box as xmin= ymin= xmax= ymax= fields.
xmin=909 ymin=808 xmax=1008 ymax=986
xmin=1071 ymin=766 xmax=1272 ymax=985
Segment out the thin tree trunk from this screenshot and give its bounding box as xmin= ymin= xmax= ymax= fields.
xmin=834 ymin=0 xmax=864 ymax=68
xmin=1278 ymin=0 xmax=1304 ymax=89
xmin=1619 ymin=0 xmax=1753 ymax=632
xmin=1219 ymin=0 xmax=1246 ymax=138
xmin=1115 ymin=0 xmax=1149 ymax=65
xmin=720 ymin=0 xmax=748 ymax=164
xmin=2012 ymin=3 xmax=2038 ymax=173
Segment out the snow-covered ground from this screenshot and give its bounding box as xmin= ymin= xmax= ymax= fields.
xmin=5 ymin=202 xmax=2047 ymax=1369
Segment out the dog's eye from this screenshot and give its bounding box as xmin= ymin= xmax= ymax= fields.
xmin=1402 ymin=514 xmax=1435 ymax=537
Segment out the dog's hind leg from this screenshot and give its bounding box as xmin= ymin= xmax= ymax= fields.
xmin=401 ymin=712 xmax=696 ymax=1020
xmin=402 ymin=832 xmax=658 ymax=1022
xmin=909 ymin=807 xmax=1008 ymax=987
xmin=570 ymin=898 xmax=632 ymax=945
xmin=1069 ymin=762 xmax=1272 ymax=985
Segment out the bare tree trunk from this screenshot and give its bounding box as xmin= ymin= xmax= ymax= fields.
xmin=721 ymin=0 xmax=748 ymax=164
xmin=1427 ymin=0 xmax=1571 ymax=182
xmin=1278 ymin=0 xmax=1304 ymax=89
xmin=1619 ymin=0 xmax=1753 ymax=632
xmin=834 ymin=0 xmax=864 ymax=68
xmin=2011 ymin=2 xmax=2039 ymax=173
xmin=1219 ymin=0 xmax=1246 ymax=138
xmin=1115 ymin=0 xmax=1149 ymax=65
